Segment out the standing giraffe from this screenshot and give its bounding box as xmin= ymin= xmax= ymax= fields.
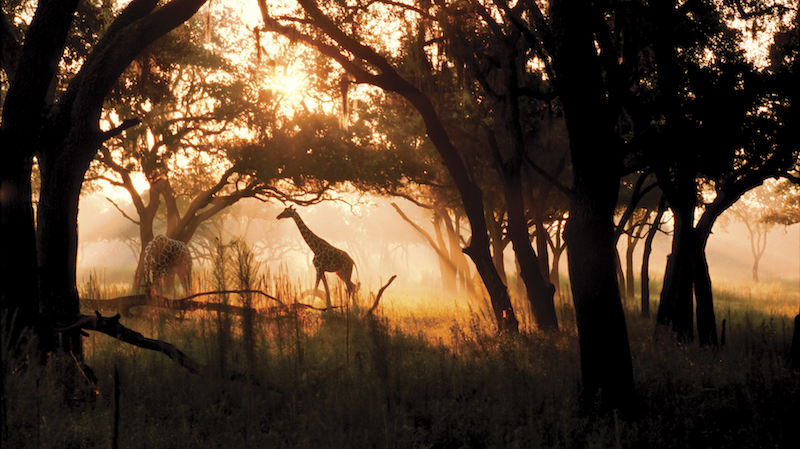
xmin=142 ymin=235 xmax=192 ymax=298
xmin=277 ymin=206 xmax=358 ymax=310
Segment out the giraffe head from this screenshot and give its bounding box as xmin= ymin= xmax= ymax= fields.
xmin=277 ymin=206 xmax=298 ymax=220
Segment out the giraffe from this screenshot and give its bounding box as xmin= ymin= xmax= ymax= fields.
xmin=142 ymin=235 xmax=192 ymax=298
xmin=277 ymin=206 xmax=358 ymax=310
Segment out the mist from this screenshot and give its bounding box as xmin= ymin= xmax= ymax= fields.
xmin=77 ymin=190 xmax=800 ymax=311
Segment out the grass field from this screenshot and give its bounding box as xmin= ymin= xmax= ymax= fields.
xmin=2 ymin=273 xmax=799 ymax=448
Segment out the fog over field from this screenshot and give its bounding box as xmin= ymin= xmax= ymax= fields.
xmin=75 ymin=191 xmax=800 ymax=303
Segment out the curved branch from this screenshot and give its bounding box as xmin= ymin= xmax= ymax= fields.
xmin=55 ymin=311 xmax=201 ymax=373
xmin=364 ymin=275 xmax=397 ymax=317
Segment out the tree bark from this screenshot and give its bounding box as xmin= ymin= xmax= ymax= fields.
xmin=1 ymin=0 xmax=81 ymax=348
xmin=36 ymin=144 xmax=91 ymax=356
xmin=551 ymin=0 xmax=636 ymax=413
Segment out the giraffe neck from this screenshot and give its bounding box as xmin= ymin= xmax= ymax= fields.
xmin=291 ymin=214 xmax=327 ymax=253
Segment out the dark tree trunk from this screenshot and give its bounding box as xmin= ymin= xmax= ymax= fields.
xmin=404 ymin=89 xmax=520 ymax=332
xmin=693 ymin=227 xmax=718 ymax=347
xmin=657 ymin=202 xmax=695 ymax=341
xmin=625 ymin=220 xmax=646 ymax=300
xmin=504 ymin=172 xmax=558 ymax=331
xmin=548 ymin=218 xmax=567 ymax=299
xmin=615 ymin=250 xmax=626 ymax=300
xmin=463 ymin=243 xmax=519 ymax=333
xmin=625 ymin=236 xmax=636 ymax=300
xmin=791 ymin=314 xmax=800 ymax=371
xmin=565 ymin=182 xmax=636 ymax=412
xmin=641 ymin=196 xmax=666 ymax=318
xmin=0 ymin=155 xmax=39 ymax=344
xmin=0 ymin=0 xmax=81 ymax=348
xmin=36 ymin=147 xmax=88 ymax=357
xmin=691 ymin=240 xmax=718 ymax=346
xmin=552 ymin=0 xmax=636 ymax=414
xmin=485 ymin=207 xmax=509 ymax=286
xmin=532 ymin=205 xmax=551 ymax=283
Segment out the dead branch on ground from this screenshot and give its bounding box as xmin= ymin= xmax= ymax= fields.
xmin=82 ymin=289 xmax=331 ymax=316
xmin=55 ymin=312 xmax=201 ymax=373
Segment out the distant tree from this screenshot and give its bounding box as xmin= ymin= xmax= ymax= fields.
xmin=721 ymin=180 xmax=788 ymax=283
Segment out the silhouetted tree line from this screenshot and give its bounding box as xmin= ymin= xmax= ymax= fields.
xmin=2 ymin=0 xmax=799 ymax=419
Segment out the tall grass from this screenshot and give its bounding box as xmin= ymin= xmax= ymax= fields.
xmin=4 ymin=271 xmax=800 ymax=448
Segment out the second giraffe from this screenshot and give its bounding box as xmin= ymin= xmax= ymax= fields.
xmin=277 ymin=206 xmax=359 ymax=310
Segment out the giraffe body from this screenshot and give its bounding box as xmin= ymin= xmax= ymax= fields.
xmin=278 ymin=206 xmax=358 ymax=310
xmin=143 ymin=235 xmax=192 ymax=297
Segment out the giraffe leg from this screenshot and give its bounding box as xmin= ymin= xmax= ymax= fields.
xmin=337 ymin=261 xmax=356 ymax=304
xmin=165 ymin=273 xmax=175 ymax=297
xmin=319 ymin=270 xmax=332 ymax=312
xmin=176 ymin=264 xmax=191 ymax=296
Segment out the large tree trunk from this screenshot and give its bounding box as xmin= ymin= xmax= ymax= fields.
xmin=0 ymin=0 xmax=81 ymax=349
xmin=36 ymin=146 xmax=89 ymax=357
xmin=552 ymin=0 xmax=636 ymax=414
xmin=691 ymin=238 xmax=718 ymax=347
xmin=694 ymin=226 xmax=718 ymax=347
xmin=657 ymin=202 xmax=695 ymax=341
xmin=0 ymin=155 xmax=40 ymax=344
xmin=565 ymin=181 xmax=636 ymax=412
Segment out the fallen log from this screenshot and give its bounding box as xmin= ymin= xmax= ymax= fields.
xmin=82 ymin=289 xmax=329 ymax=316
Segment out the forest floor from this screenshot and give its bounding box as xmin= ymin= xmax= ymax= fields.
xmin=3 ymin=277 xmax=799 ymax=448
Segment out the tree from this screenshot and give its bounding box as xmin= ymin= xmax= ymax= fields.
xmin=94 ymin=3 xmax=434 ymax=293
xmin=257 ymin=0 xmax=522 ymax=332
xmin=549 ymin=0 xmax=637 ymax=413
xmin=2 ymin=0 xmax=210 ymax=357
xmin=647 ymin=1 xmax=799 ymax=346
xmin=721 ymin=180 xmax=787 ymax=283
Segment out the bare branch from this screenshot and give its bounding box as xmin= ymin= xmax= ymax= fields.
xmin=391 ymin=202 xmax=459 ymax=273
xmin=55 ymin=311 xmax=201 ymax=373
xmin=106 ymin=197 xmax=140 ymax=225
xmin=364 ymin=275 xmax=397 ymax=317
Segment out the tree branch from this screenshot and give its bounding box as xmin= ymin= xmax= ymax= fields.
xmin=364 ymin=275 xmax=397 ymax=317
xmin=55 ymin=311 xmax=201 ymax=373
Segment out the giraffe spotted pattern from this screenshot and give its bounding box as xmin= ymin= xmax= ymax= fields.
xmin=277 ymin=206 xmax=358 ymax=310
xmin=143 ymin=235 xmax=192 ymax=297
